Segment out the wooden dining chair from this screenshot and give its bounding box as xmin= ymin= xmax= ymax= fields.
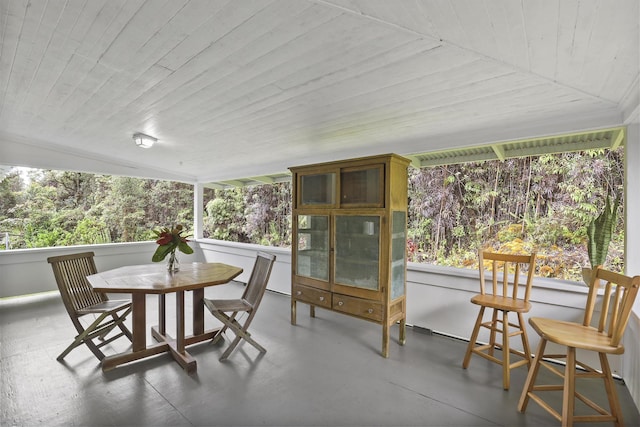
xmin=518 ymin=266 xmax=639 ymax=426
xmin=48 ymin=252 xmax=133 ymax=361
xmin=204 ymin=251 xmax=276 ymax=361
xmin=462 ymin=250 xmax=537 ymax=390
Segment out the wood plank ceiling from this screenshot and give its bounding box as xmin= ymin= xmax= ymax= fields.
xmin=0 ymin=0 xmax=638 ymax=185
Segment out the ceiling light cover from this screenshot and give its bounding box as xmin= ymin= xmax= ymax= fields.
xmin=133 ymin=132 xmax=157 ymax=148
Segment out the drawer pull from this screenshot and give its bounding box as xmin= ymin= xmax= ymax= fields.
xmin=367 ymin=308 xmax=373 ymax=314
xmin=338 ymin=301 xmax=344 ymax=306
xmin=296 ymin=290 xmax=302 ymax=296
xmin=319 ymin=296 xmax=325 ymax=302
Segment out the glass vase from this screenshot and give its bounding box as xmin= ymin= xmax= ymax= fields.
xmin=167 ymin=250 xmax=179 ymax=273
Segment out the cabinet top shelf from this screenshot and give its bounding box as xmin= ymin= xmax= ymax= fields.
xmin=291 ymin=154 xmax=410 ymax=210
xmin=289 ymin=153 xmax=410 ymax=173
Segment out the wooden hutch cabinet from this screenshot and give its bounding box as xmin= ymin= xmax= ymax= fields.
xmin=289 ymin=153 xmax=410 ymax=357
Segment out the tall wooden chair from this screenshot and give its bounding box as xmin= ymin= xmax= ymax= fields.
xmin=462 ymin=250 xmax=537 ymax=390
xmin=518 ymin=267 xmax=639 ymax=426
xmin=204 ymin=251 xmax=276 ymax=361
xmin=48 ymin=252 xmax=133 ymax=361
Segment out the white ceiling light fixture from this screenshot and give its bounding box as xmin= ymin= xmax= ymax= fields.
xmin=133 ymin=132 xmax=157 ymax=148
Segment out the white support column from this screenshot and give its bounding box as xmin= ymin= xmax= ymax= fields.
xmin=626 ymin=123 xmax=640 ymax=278
xmin=625 ymin=122 xmax=640 ymax=315
xmin=194 ymin=183 xmax=204 ymax=240
xmin=622 ymin=121 xmax=640 ymax=421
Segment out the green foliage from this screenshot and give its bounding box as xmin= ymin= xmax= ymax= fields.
xmin=102 ymin=177 xmax=148 ymax=242
xmin=0 ymin=169 xmax=198 ymax=249
xmin=407 ymin=148 xmax=625 ymax=281
xmin=0 ymin=172 xmax=20 ymax=217
xmin=0 ymin=147 xmax=625 ymax=282
xmin=586 ymin=195 xmax=619 ymax=268
xmin=146 ymin=180 xmax=194 ymax=228
xmin=407 ymin=216 xmax=432 ymax=262
xmin=204 ymin=188 xmax=248 ymax=242
xmin=202 ymin=182 xmax=292 ymax=247
xmin=24 ymin=224 xmax=67 ymax=248
xmin=64 ymin=218 xmax=111 ymax=245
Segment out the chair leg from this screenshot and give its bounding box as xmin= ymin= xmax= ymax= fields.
xmin=57 ymin=342 xmax=83 ymax=361
xmin=237 ymin=329 xmax=266 ymax=353
xmin=489 ymin=308 xmax=499 ymax=358
xmin=462 ymin=307 xmax=485 ymax=368
xmin=212 ymin=310 xmax=266 ymax=360
xmin=117 ymin=322 xmax=133 ymax=341
xmin=518 ymin=338 xmax=547 ymax=413
xmin=112 ymin=309 xmax=133 ymax=341
xmin=58 ymin=314 xmax=110 ymax=361
xmin=517 ymin=312 xmax=532 ymax=368
xmin=219 ymin=331 xmax=266 ymax=361
xmin=502 ymin=310 xmax=510 ymax=390
xmin=220 ymin=320 xmax=266 ymax=359
xmin=98 ymin=310 xmax=132 ymax=341
xmin=562 ymin=346 xmax=576 ymax=427
xmin=219 ymin=336 xmax=242 ymax=361
xmin=83 ymin=337 xmax=108 ymax=361
xmin=211 ymin=312 xmax=236 ymax=344
xmin=600 ymin=352 xmax=624 ymax=427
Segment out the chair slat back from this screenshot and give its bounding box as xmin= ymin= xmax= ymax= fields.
xmin=48 ymin=252 xmax=106 ymax=313
xmin=584 ymin=266 xmax=640 ymax=347
xmin=479 ymin=251 xmax=537 ymax=302
xmin=242 ymin=251 xmax=276 ymax=309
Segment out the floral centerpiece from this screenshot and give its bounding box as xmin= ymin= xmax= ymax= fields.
xmin=152 ymin=224 xmax=194 ymax=272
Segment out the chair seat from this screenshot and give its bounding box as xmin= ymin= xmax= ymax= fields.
xmin=204 ymin=298 xmax=251 ymax=313
xmin=470 ymin=294 xmax=531 ymax=312
xmin=77 ymin=300 xmax=131 ymax=315
xmin=529 ymin=317 xmax=624 ymax=354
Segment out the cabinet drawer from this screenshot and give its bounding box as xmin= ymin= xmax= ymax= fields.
xmin=293 ymin=284 xmax=331 ymax=308
xmin=333 ymin=294 xmax=382 ymax=322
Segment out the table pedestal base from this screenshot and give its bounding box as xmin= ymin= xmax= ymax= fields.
xmin=101 ymin=289 xmax=221 ymax=374
xmin=151 ymin=326 xmax=220 ymax=373
xmin=101 ymin=327 xmax=221 ymax=373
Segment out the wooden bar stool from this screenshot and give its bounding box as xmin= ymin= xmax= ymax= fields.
xmin=462 ymin=250 xmax=537 ymax=390
xmin=518 ymin=266 xmax=639 ymax=426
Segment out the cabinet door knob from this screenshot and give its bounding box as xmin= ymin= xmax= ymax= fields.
xmin=319 ymin=296 xmax=325 ymax=301
xmin=338 ymin=301 xmax=344 ymax=306
xmin=367 ymin=308 xmax=373 ymax=313
xmin=296 ymin=291 xmax=302 ymax=296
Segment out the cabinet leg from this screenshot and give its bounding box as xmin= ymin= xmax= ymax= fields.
xmin=291 ymin=299 xmax=297 ymax=325
xmin=399 ymin=318 xmax=406 ymax=345
xmin=382 ymin=324 xmax=389 ymax=358
xmin=310 ymin=305 xmax=315 ymax=318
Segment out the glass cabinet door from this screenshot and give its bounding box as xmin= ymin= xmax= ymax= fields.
xmin=334 ymin=215 xmax=380 ymax=290
xmin=296 ymin=215 xmax=329 ymax=281
xmin=299 ymin=173 xmax=336 ymax=206
xmin=390 ymin=211 xmax=406 ymax=300
xmin=340 ymin=165 xmax=384 ymax=207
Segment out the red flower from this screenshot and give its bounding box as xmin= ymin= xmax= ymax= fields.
xmin=156 ymin=231 xmax=173 ymax=246
xmin=152 ymin=224 xmax=194 ymax=262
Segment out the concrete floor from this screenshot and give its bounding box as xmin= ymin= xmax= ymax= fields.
xmin=1 ymin=282 xmax=639 ymax=426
